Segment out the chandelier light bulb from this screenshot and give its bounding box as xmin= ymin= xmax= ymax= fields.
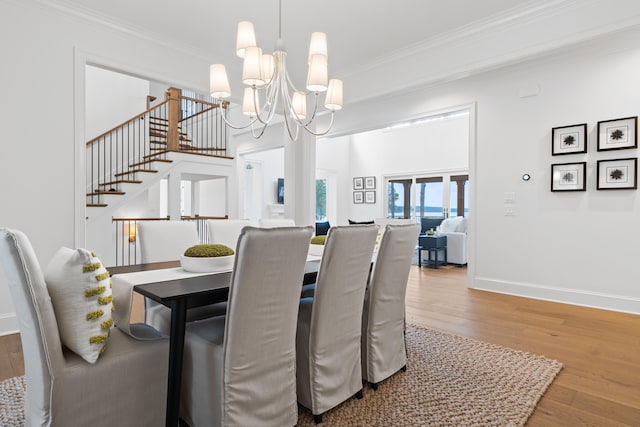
xmin=308 ymin=32 xmax=328 ymax=64
xmin=261 ymin=54 xmax=275 ymax=84
xmin=242 ymin=87 xmax=259 ymax=117
xmin=291 ymin=91 xmax=307 ymax=119
xmin=209 ymin=64 xmax=231 ymax=99
xmin=236 ymin=21 xmax=256 ymax=58
xmin=325 ymin=79 xmax=343 ymax=111
xmin=306 ymin=54 xmax=328 ymax=92
xmin=242 ymin=46 xmax=265 ymax=86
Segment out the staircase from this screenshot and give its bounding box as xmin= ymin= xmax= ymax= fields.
xmin=86 ymin=87 xmax=230 ymax=208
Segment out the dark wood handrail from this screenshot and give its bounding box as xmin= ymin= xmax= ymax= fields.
xmin=86 ymin=99 xmax=170 ymax=146
xmin=112 ymin=216 xmax=170 ymax=222
xmin=180 ymin=95 xmax=219 ymax=108
xmin=179 ymin=105 xmax=218 ymax=123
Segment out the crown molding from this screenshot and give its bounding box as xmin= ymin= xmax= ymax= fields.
xmin=342 ymin=0 xmax=576 ymax=78
xmin=32 ymin=0 xmax=213 ymax=62
xmin=343 ymin=0 xmax=640 ymax=104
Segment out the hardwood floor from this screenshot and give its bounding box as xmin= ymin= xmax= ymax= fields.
xmin=0 ymin=265 xmax=638 ymax=425
xmin=406 ymin=265 xmax=640 ymax=426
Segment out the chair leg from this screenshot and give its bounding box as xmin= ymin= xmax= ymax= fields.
xmin=371 ymin=382 xmax=379 ymax=391
xmin=355 ymin=388 xmax=364 ymax=399
xmin=401 ymin=364 xmax=407 ymax=372
xmin=313 ymin=414 xmax=323 ymax=424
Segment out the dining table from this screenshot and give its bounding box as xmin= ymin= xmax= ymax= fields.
xmin=108 ymin=258 xmax=321 ymax=427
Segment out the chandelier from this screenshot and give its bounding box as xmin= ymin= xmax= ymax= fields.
xmin=209 ymin=0 xmax=343 ymax=140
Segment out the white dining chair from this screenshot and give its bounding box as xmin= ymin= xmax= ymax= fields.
xmin=136 ymin=220 xmax=226 ymax=334
xmin=258 ymin=218 xmax=296 ymax=228
xmin=180 ymin=225 xmax=313 ymax=427
xmin=207 ymin=219 xmax=251 ymax=249
xmin=0 ymin=228 xmax=169 ymax=426
xmin=361 ymin=223 xmax=420 ymax=389
xmin=137 ymin=220 xmax=199 ymax=263
xmin=296 ymin=225 xmax=378 ymax=423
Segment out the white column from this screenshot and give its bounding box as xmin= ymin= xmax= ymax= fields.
xmin=167 ymin=172 xmax=182 ymax=220
xmin=191 ymin=181 xmax=200 ymax=216
xmin=284 ymin=127 xmax=316 ymax=226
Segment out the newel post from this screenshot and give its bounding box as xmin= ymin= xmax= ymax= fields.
xmin=166 ymin=87 xmax=182 ymax=152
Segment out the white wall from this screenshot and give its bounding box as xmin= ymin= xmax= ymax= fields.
xmin=242 ymin=148 xmax=285 ymax=220
xmin=85 ymin=66 xmax=150 ymax=140
xmin=198 ymin=178 xmax=227 ymax=217
xmin=331 ymin=28 xmax=640 ymax=313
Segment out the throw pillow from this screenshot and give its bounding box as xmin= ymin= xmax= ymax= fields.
xmin=45 ymin=247 xmax=114 ymax=364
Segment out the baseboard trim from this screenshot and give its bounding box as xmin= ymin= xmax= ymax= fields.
xmin=0 ymin=313 xmax=19 ymax=336
xmin=472 ymin=277 xmax=640 ymax=315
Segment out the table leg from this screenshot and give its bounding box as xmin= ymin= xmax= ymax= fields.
xmin=418 ymin=246 xmax=422 ymax=267
xmin=166 ymin=299 xmax=187 ymax=427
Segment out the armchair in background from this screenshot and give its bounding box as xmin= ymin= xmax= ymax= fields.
xmin=436 ymin=216 xmax=468 ymax=265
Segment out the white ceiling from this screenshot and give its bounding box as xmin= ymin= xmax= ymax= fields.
xmin=46 ymin=0 xmax=640 ymax=103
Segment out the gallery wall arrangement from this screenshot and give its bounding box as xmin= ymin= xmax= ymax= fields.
xmin=550 ymin=116 xmax=637 ymax=192
xmin=353 ymin=176 xmax=377 ymax=204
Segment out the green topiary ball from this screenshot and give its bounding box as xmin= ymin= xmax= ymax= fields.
xmin=184 ymin=244 xmax=234 ymax=257
xmin=310 ymin=235 xmax=326 ymax=245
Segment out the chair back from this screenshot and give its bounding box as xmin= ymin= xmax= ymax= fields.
xmin=0 ymin=228 xmax=63 ymax=423
xmin=137 ymin=221 xmax=199 ymax=263
xmin=207 ymin=219 xmax=251 ymax=250
xmin=223 ymin=226 xmax=313 ymax=426
xmin=362 ymin=223 xmax=420 ymax=383
xmin=258 ymin=218 xmax=295 ymax=228
xmin=303 ymin=225 xmax=378 ymax=413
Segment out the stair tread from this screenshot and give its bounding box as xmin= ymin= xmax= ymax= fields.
xmin=114 ymin=169 xmax=158 ymax=177
xmin=99 ymin=180 xmax=143 ymax=186
xmin=149 ymin=116 xmax=168 ymax=122
xmin=128 ymin=159 xmax=173 ymax=168
xmin=86 ymin=191 xmax=125 ymax=196
xmin=87 ymin=204 xmax=108 ymax=207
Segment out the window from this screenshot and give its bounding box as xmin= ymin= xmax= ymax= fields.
xmin=316 ymin=179 xmax=327 ymax=220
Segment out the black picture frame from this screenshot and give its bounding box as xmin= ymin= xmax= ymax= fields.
xmin=551 ymin=162 xmax=586 ymax=192
xmin=552 ymin=123 xmax=587 ymax=155
xmin=596 ymin=158 xmax=637 ymax=190
xmin=365 ymin=191 xmax=376 ymax=204
xmin=353 ymin=177 xmax=364 ymax=190
xmin=364 ymin=176 xmax=376 ymax=189
xmin=597 ymin=116 xmax=638 ymax=151
xmin=353 ymin=191 xmax=364 ymax=204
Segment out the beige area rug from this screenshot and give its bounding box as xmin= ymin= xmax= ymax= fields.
xmin=0 ymin=326 xmax=562 ymax=427
xmin=297 ymin=326 xmax=562 ymax=426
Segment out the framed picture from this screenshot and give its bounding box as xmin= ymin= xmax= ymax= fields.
xmin=552 ymin=123 xmax=587 ymax=155
xmin=596 ymin=158 xmax=637 ymax=190
xmin=353 ymin=191 xmax=364 ymax=204
xmin=597 ymin=116 xmax=637 ymax=151
xmin=551 ymin=162 xmax=586 ymax=192
xmin=353 ymin=177 xmax=364 ymax=190
xmin=365 ymin=191 xmax=376 ymax=204
xmin=364 ymin=176 xmax=376 ymax=189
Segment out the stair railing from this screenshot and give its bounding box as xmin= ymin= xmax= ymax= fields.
xmin=86 ymin=101 xmax=170 ymax=206
xmin=86 ymin=87 xmax=230 ymax=207
xmin=112 ymin=215 xmax=228 ymax=266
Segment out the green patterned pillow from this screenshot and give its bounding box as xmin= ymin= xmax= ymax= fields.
xmin=44 ymin=247 xmax=114 ymax=364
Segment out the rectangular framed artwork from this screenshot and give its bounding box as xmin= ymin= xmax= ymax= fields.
xmin=353 ymin=177 xmax=364 ymax=190
xmin=597 ymin=116 xmax=637 ymax=151
xmin=551 ymin=123 xmax=587 ymax=155
xmin=353 ymin=191 xmax=364 ymax=204
xmin=550 ymin=162 xmax=586 ymax=192
xmin=365 ymin=191 xmax=376 ymax=204
xmin=364 ymin=176 xmax=376 ymax=189
xmin=596 ymin=157 xmax=637 ymax=190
